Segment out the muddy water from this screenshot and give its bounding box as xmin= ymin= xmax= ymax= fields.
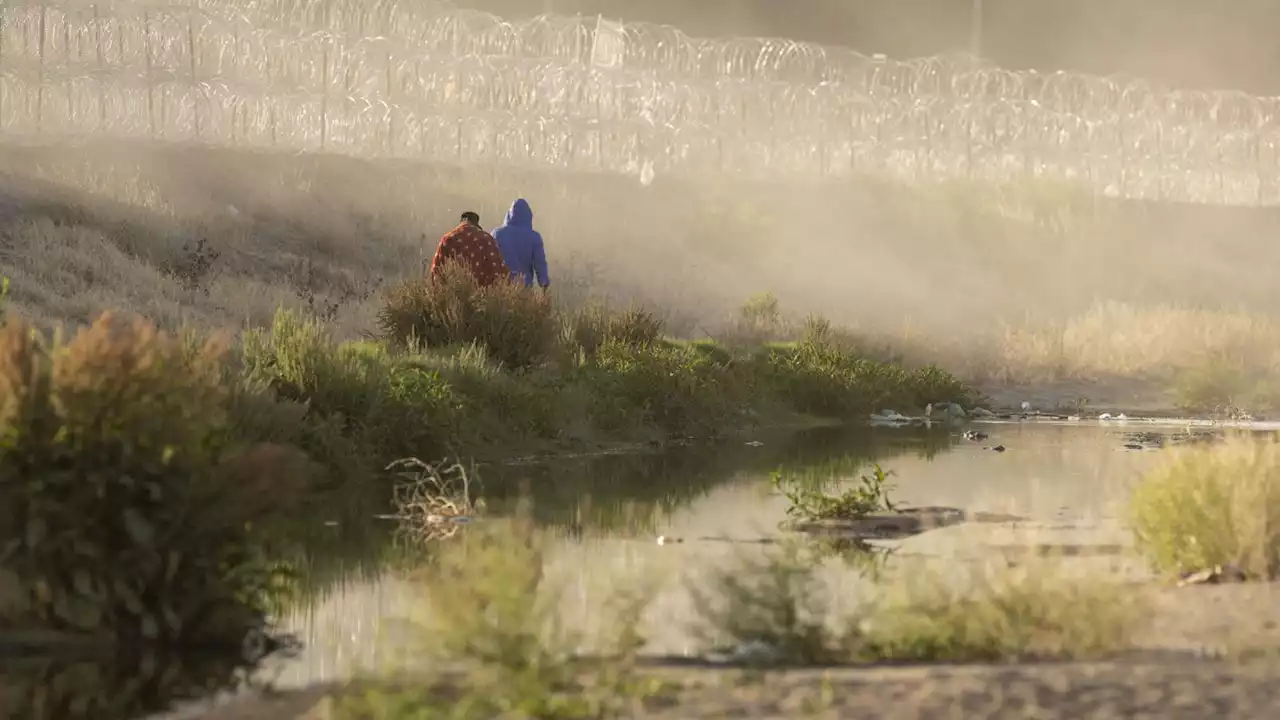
xmin=266 ymin=420 xmax=1195 ymax=689
xmin=7 ymin=419 xmax=1275 ymax=719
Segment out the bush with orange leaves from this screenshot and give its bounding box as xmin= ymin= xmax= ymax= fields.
xmin=0 ymin=311 xmax=314 ymax=648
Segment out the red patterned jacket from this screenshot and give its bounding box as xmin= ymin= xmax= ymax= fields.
xmin=427 ymin=222 xmax=509 ymax=287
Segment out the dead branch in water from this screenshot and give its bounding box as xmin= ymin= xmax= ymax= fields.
xmin=388 ymin=457 xmax=484 ymax=543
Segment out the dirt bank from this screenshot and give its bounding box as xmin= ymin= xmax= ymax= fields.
xmin=170 ymin=657 xmax=1280 ymax=719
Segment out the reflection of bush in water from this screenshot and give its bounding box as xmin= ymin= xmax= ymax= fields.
xmin=0 ymin=653 xmax=258 ymax=720
xmin=0 ymin=313 xmax=310 ymax=647
xmin=468 ymin=425 xmax=960 ymax=532
xmin=268 ymin=426 xmax=961 ymax=612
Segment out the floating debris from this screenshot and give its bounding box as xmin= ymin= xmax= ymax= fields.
xmin=1123 ymin=429 xmax=1220 ymax=451
xmin=656 ymin=535 xmax=685 ymax=546
xmin=988 ymin=445 xmax=1007 ymax=453
xmin=1178 ymin=564 xmax=1249 ymax=587
xmin=745 ymin=440 xmax=764 ymax=447
xmin=963 ymin=430 xmax=989 ymax=441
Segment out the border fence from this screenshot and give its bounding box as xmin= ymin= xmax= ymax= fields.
xmin=2 ymin=0 xmax=1279 ymax=205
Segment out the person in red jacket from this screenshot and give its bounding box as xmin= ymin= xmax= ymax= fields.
xmin=426 ymin=211 xmax=509 ymax=287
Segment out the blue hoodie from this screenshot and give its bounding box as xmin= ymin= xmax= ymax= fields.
xmin=492 ymin=198 xmax=549 ymax=288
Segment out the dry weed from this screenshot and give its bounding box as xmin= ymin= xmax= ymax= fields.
xmin=390 ymin=458 xmax=484 ymax=543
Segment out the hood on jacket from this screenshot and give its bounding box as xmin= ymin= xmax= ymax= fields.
xmin=504 ymin=198 xmax=534 ymax=228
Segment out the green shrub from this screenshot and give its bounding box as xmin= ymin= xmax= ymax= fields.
xmin=907 ymin=363 xmax=974 ymax=409
xmin=0 ymin=312 xmax=312 ymax=646
xmin=721 ymin=292 xmax=791 ymax=346
xmin=408 ymin=343 xmax=561 ymax=447
xmin=243 ymin=308 xmax=390 ymax=424
xmin=761 ymin=339 xmax=910 ymax=418
xmin=583 ymin=340 xmax=743 ymax=436
xmin=691 ymin=543 xmax=1147 ymax=667
xmin=562 ymin=302 xmax=664 ymax=359
xmin=772 ymin=464 xmax=900 ymax=522
xmin=689 ymin=541 xmax=855 ymax=666
xmin=378 ymin=266 xmax=557 ymax=370
xmin=341 ymin=508 xmax=660 ymax=718
xmin=241 ymin=308 xmax=459 ymax=469
xmin=860 ymin=561 xmax=1147 ymax=663
xmin=1170 ymin=355 xmax=1277 ymax=414
xmin=1130 ymin=434 xmax=1280 ymax=579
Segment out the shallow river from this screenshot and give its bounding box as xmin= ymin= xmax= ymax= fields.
xmin=4 ymin=418 xmax=1274 ymax=719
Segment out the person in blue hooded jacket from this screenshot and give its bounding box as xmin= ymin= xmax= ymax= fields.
xmin=492 ymin=198 xmax=550 ymax=290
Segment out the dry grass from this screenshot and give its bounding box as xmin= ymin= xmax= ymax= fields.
xmin=389 ymin=458 xmax=484 ymax=543
xmin=992 ymin=302 xmax=1280 ymax=383
xmin=6 ymin=141 xmax=1280 ymax=408
xmin=1129 ymin=433 xmax=1280 ymax=580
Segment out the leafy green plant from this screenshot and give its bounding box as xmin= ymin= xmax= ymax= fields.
xmin=772 ymin=464 xmax=900 ymax=522
xmin=0 ymin=312 xmax=313 ymax=647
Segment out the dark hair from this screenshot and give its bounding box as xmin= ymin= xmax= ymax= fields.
xmin=460 ymin=211 xmax=480 ymax=225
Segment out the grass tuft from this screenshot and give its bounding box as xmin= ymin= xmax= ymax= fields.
xmin=859 ymin=560 xmax=1148 ymax=663
xmin=561 ymin=301 xmax=665 ymax=360
xmin=1130 ymin=433 xmax=1280 ymax=579
xmin=340 ymin=506 xmax=666 ymax=719
xmin=690 ymin=543 xmax=1148 ymax=667
xmin=378 ymin=266 xmax=557 ymax=370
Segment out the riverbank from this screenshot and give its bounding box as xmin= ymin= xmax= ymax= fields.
xmin=0 ymin=269 xmax=975 ymax=651
xmin=172 ymin=658 xmax=1280 ymax=719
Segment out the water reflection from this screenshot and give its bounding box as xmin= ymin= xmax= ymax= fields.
xmin=4 ymin=420 xmax=1189 ymax=718
xmin=0 ymin=652 xmax=260 ymax=720
xmin=271 ymin=421 xmax=1198 ymax=688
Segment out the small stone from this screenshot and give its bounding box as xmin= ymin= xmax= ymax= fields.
xmin=989 ymin=445 xmax=1007 ymax=453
